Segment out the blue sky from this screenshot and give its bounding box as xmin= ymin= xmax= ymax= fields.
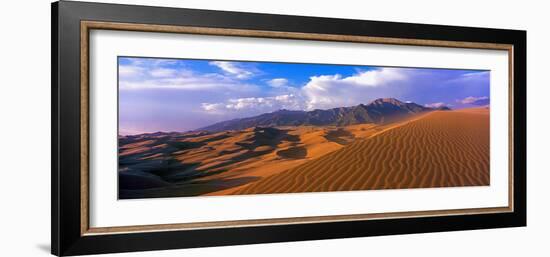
xmin=118 ymin=57 xmax=490 ymax=135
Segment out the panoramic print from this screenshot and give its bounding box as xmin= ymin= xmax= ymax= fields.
xmin=118 ymin=57 xmax=490 ymax=199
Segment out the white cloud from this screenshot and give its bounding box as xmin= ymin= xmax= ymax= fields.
xmin=119 ymin=59 xmax=258 ymax=92
xmin=149 ymin=68 xmax=178 ymax=78
xmin=462 ymin=71 xmax=489 ymax=78
xmin=209 ymin=61 xmax=254 ymax=79
xmin=119 ymin=65 xmax=144 ymax=78
xmin=302 ymin=68 xmax=408 ymax=110
xmin=202 ymin=94 xmax=306 ymax=114
xmin=425 ymin=102 xmax=446 ymax=108
xmin=267 ymin=78 xmax=289 ymax=87
xmin=340 ymin=68 xmax=406 ymax=86
xmin=458 ymin=96 xmax=489 ymax=104
xmin=446 ymin=71 xmax=490 ymax=85
xmin=119 ymin=75 xmax=257 ymax=91
xmin=201 ymin=68 xmax=409 ymax=114
xmin=201 ymin=103 xmax=226 ymax=114
xmin=119 ymin=58 xmax=179 ymax=81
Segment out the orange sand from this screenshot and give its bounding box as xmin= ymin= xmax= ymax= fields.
xmin=234 ymin=109 xmax=490 ymax=195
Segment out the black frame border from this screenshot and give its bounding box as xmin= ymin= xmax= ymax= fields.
xmin=52 ymin=1 xmax=526 ymax=256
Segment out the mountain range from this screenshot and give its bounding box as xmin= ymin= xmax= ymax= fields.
xmin=198 ymin=98 xmax=450 ymax=132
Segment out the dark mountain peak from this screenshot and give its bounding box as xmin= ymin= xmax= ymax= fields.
xmin=357 ymin=102 xmax=372 ymax=108
xmin=273 ymin=109 xmax=288 ymax=113
xmin=198 ymin=98 xmax=447 ymax=132
xmin=369 ymin=98 xmax=405 ymax=106
xmin=435 ymin=106 xmax=451 ymax=111
xmin=272 ymin=109 xmax=304 ymax=114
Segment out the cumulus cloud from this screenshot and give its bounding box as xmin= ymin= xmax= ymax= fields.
xmin=201 ymin=103 xmax=226 ymax=113
xmin=425 ymin=102 xmax=446 ymax=108
xmin=201 ymin=94 xmax=306 ymax=115
xmin=458 ymin=96 xmax=489 ymax=105
xmin=339 ymin=68 xmax=406 ymax=86
xmin=209 ymin=61 xmax=255 ymax=79
xmin=302 ymin=68 xmax=407 ymax=110
xmin=267 ymin=78 xmax=289 ymax=87
xmin=201 ymin=68 xmax=410 ymax=113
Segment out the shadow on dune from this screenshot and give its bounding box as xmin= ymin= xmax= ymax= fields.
xmin=118 ymin=126 xmax=301 ymax=198
xmin=119 ymin=176 xmax=260 ymax=199
xmin=277 ymin=146 xmax=307 ymax=159
xmin=324 ymin=128 xmax=355 ymax=145
xmin=236 ymin=127 xmax=299 ymax=150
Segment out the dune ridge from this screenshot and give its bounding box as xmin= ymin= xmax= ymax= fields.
xmin=234 ymin=109 xmax=490 ymax=195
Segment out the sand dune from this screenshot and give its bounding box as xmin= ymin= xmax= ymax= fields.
xmin=118 ymin=108 xmax=489 ymax=198
xmin=234 ymin=109 xmax=489 ymax=195
xmin=118 ymin=125 xmax=379 ymax=198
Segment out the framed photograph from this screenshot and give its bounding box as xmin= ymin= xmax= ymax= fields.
xmin=52 ymin=1 xmax=526 ymax=256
